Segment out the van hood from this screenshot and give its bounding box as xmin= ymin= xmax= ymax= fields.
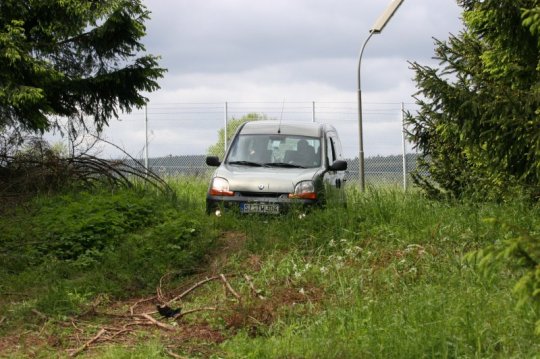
xmin=214 ymin=164 xmax=320 ymax=193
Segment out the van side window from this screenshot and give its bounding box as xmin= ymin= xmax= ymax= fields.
xmin=327 ymin=135 xmax=336 ymax=164
xmin=332 ymin=135 xmax=343 ymax=160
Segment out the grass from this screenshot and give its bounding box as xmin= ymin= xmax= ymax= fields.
xmin=0 ymin=182 xmax=215 ymax=324
xmin=0 ymin=180 xmax=539 ymax=358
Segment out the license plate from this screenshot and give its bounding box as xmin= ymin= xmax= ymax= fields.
xmin=240 ymin=203 xmax=280 ymax=214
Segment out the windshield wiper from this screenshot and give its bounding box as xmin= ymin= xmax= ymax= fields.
xmin=227 ymin=160 xmax=265 ymax=167
xmin=264 ymin=162 xmax=306 ymax=168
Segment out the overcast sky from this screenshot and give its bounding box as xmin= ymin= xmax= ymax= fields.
xmin=92 ymin=0 xmax=465 ymax=158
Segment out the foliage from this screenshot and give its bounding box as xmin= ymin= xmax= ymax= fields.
xmin=207 ymin=113 xmax=267 ymax=157
xmin=3 ymin=190 xmax=151 ymax=265
xmin=405 ymin=0 xmax=540 ymax=200
xmin=0 ymin=0 xmax=165 ymax=133
xmin=465 ymin=218 xmax=540 ymax=334
xmin=1 ymin=184 xmax=540 ymax=357
xmin=0 ymin=185 xmax=215 ymax=318
xmin=36 ymin=191 xmax=158 ymax=260
xmin=406 ymin=0 xmax=540 ymax=338
xmin=216 ymin=188 xmax=540 ymax=357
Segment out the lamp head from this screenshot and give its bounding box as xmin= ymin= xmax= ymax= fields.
xmin=370 ymin=0 xmax=404 ymax=33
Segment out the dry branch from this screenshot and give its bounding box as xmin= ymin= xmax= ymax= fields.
xmin=177 ymin=306 xmax=218 ymax=318
xmin=157 ymin=271 xmax=175 ymax=303
xmin=165 ymin=275 xmax=222 ymax=305
xmin=138 ymin=313 xmax=176 ymax=331
xmin=244 ymin=274 xmax=265 ymax=300
xmin=129 ymin=295 xmax=157 ymax=315
xmin=31 ymin=309 xmax=48 ymax=321
xmin=107 ymin=328 xmax=133 ymax=341
xmin=68 ymin=328 xmax=106 ymax=357
xmin=165 ymin=348 xmax=188 ymax=359
xmin=62 ymin=271 xmax=262 ymax=356
xmin=220 ymin=274 xmax=242 ymax=302
xmin=0 ymin=134 xmax=175 ymax=198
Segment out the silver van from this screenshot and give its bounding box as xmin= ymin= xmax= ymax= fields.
xmin=205 ymin=121 xmax=347 ymax=215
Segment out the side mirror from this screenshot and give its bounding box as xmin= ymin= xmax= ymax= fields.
xmin=329 ymin=160 xmax=347 ymax=171
xmin=206 ymin=156 xmax=221 ymax=167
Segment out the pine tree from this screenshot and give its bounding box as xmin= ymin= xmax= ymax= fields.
xmin=0 ymin=0 xmax=165 ymax=133
xmin=406 ymin=0 xmax=540 ymax=200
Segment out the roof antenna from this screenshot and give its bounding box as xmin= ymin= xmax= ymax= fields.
xmin=278 ymin=98 xmax=285 ymax=134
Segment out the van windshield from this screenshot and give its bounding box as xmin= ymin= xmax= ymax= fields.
xmin=227 ymin=134 xmax=321 ymax=168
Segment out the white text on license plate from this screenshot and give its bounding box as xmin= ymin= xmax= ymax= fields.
xmin=241 ymin=203 xmax=280 ymax=214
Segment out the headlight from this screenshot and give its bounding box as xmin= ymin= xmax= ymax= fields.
xmin=289 ymin=180 xmax=317 ymax=199
xmin=209 ymin=177 xmax=234 ymax=196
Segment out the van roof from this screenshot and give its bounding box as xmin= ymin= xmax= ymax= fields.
xmin=239 ymin=121 xmax=335 ymax=137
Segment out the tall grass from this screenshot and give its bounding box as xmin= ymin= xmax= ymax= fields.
xmin=0 ymin=182 xmax=216 ymax=328
xmin=0 ymin=181 xmax=538 ymax=358
xmin=216 ymin=186 xmax=540 ymax=358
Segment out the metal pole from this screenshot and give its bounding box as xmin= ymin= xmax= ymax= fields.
xmin=401 ymin=102 xmax=408 ymax=191
xmin=357 ymin=0 xmax=404 ymax=191
xmin=68 ymin=119 xmax=74 ymax=158
xmin=224 ymin=102 xmax=228 ymax=154
xmin=357 ymin=31 xmax=374 ymax=192
xmin=312 ymin=101 xmax=316 ymax=123
xmin=144 ymin=104 xmax=149 ymax=174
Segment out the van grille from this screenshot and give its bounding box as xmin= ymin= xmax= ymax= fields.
xmin=237 ymin=192 xmax=285 ymax=198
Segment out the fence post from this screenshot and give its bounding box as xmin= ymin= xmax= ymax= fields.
xmin=224 ymin=102 xmax=228 ymax=154
xmin=144 ymin=104 xmax=149 ymax=174
xmin=68 ymin=119 xmax=74 ymax=158
xmin=401 ymin=102 xmax=407 ymax=191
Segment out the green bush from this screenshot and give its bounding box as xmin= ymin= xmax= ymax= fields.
xmin=0 ymin=185 xmax=216 ymax=318
xmin=466 ymin=218 xmax=540 ymax=334
xmin=34 ymin=191 xmax=159 ymax=261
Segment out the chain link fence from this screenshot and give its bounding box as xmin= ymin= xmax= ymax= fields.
xmin=107 ymin=101 xmax=420 ymax=188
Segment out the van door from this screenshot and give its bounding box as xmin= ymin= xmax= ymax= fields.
xmin=323 ymin=132 xmax=346 ymax=204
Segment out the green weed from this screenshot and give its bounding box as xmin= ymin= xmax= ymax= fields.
xmin=1 ymin=183 xmax=539 ymax=358
xmin=0 ymin=184 xmax=216 ymax=327
xmin=213 ymin=186 xmax=540 ymax=358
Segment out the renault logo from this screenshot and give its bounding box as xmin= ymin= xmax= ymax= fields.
xmin=258 ymin=184 xmax=265 ymax=190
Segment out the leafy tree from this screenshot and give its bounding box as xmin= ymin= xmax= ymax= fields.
xmin=0 ymin=0 xmax=165 ymax=134
xmin=406 ymin=0 xmax=540 ymax=200
xmin=207 ymin=113 xmax=267 ymax=157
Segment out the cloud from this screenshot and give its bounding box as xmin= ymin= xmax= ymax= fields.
xmin=144 ymin=0 xmax=462 ymax=74
xmin=139 ymin=0 xmax=463 ymax=107
xmin=49 ymin=0 xmax=465 ymax=159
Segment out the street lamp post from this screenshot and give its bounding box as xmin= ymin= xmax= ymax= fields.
xmin=357 ymin=0 xmax=404 ymax=191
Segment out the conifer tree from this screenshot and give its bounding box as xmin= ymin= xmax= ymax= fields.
xmin=0 ymin=0 xmax=165 ymax=133
xmin=406 ymin=0 xmax=540 ymax=199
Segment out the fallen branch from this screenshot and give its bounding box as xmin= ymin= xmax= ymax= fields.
xmin=220 ymin=274 xmax=242 ymax=302
xmin=138 ymin=313 xmax=176 ymax=332
xmin=177 ymin=306 xmax=218 ymax=319
xmin=130 ymin=295 xmax=157 ymax=315
xmin=31 ymin=309 xmax=48 ymax=321
xmin=62 ymin=271 xmax=264 ymax=356
xmin=244 ymin=274 xmax=265 ymax=300
xmin=68 ymin=328 xmax=107 ymax=357
xmin=157 ymin=271 xmax=184 ymax=303
xmin=165 ymin=348 xmax=188 ymax=359
xmin=107 ymin=328 xmax=133 ymax=341
xmin=166 ymin=273 xmax=242 ymax=306
xmin=165 ymin=275 xmax=221 ymax=305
